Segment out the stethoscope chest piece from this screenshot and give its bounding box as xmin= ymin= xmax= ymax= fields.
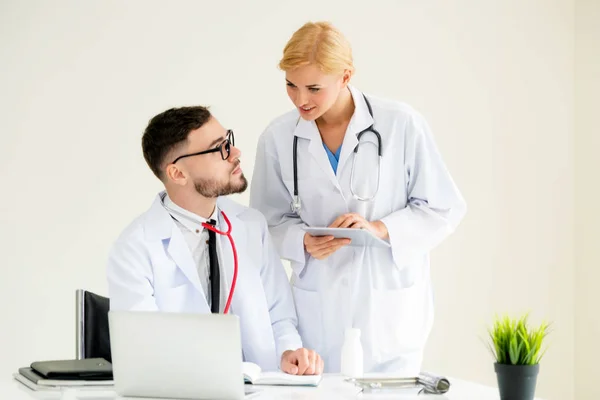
xmin=291 ymin=195 xmax=301 ymax=213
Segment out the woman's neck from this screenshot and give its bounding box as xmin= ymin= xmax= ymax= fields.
xmin=317 ymin=86 xmax=355 ymax=128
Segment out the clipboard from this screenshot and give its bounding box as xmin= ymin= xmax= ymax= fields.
xmin=303 ymin=227 xmax=391 ymax=248
xmin=345 ymin=372 xmax=451 ymax=395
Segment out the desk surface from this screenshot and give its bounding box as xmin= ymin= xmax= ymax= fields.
xmin=2 ymin=374 xmax=546 ymax=400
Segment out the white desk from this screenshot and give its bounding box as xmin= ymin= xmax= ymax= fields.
xmin=3 ymin=375 xmax=546 ymax=400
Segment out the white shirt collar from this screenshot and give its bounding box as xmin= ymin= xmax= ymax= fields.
xmin=162 ymin=194 xmax=219 ymax=236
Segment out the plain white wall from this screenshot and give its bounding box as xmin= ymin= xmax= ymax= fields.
xmin=575 ymin=0 xmax=600 ymax=399
xmin=0 ymin=1 xmax=576 ymax=399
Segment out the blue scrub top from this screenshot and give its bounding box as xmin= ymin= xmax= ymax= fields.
xmin=323 ymin=143 xmax=342 ymax=174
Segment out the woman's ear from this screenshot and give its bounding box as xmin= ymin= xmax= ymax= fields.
xmin=341 ymin=68 xmax=353 ymax=87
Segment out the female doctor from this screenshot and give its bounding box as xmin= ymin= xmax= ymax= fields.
xmin=249 ymin=21 xmax=467 ymax=374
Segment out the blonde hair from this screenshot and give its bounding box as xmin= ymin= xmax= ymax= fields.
xmin=279 ymin=21 xmax=354 ymax=75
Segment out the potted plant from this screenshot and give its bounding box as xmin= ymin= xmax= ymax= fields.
xmin=487 ymin=313 xmax=550 ymax=400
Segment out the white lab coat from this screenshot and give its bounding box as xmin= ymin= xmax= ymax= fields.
xmin=107 ymin=192 xmax=303 ymax=371
xmin=249 ymin=85 xmax=467 ymax=374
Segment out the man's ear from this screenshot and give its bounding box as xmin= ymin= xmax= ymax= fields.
xmin=165 ymin=163 xmax=188 ymax=186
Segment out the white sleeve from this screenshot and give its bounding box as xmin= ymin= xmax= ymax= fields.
xmin=380 ymin=111 xmax=467 ymax=269
xmin=250 ymin=132 xmax=309 ymax=277
xmin=258 ymin=216 xmax=303 ymax=361
xmin=106 ymin=239 xmax=159 ymax=311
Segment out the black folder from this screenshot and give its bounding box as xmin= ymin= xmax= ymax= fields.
xmin=30 ymin=358 xmax=112 ymax=380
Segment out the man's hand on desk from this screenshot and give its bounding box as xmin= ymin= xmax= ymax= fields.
xmin=281 ymin=348 xmax=324 ymax=375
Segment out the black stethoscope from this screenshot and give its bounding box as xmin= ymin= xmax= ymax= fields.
xmin=291 ymin=93 xmax=382 ymax=214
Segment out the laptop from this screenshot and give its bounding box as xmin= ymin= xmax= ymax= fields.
xmin=108 ymin=310 xmax=259 ymax=399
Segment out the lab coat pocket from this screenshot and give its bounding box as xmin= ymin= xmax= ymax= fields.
xmin=291 ymin=285 xmax=323 ymax=354
xmin=372 ymin=281 xmax=429 ymax=358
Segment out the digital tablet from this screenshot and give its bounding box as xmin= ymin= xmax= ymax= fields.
xmin=303 ymin=227 xmax=391 ymax=248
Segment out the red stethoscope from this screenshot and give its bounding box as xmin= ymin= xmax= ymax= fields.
xmin=202 ymin=211 xmax=238 ymax=314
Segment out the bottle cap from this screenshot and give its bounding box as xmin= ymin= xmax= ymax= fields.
xmin=345 ymin=328 xmax=361 ymax=339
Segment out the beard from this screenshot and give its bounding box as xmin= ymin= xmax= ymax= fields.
xmin=194 ymin=173 xmax=248 ymax=198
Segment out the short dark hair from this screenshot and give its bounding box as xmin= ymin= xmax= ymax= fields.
xmin=142 ymin=106 xmax=212 ymax=180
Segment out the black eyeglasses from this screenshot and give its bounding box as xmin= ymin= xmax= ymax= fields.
xmin=172 ymin=130 xmax=235 ymax=164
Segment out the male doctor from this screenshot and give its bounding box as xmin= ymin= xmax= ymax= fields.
xmin=107 ymin=106 xmax=323 ymax=375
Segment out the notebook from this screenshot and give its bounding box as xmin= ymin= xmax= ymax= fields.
xmin=242 ymin=362 xmax=322 ymax=386
xmin=13 ymin=367 xmax=113 ymax=390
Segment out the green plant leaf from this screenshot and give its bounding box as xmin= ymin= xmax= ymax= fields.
xmin=485 ymin=312 xmax=551 ymax=366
